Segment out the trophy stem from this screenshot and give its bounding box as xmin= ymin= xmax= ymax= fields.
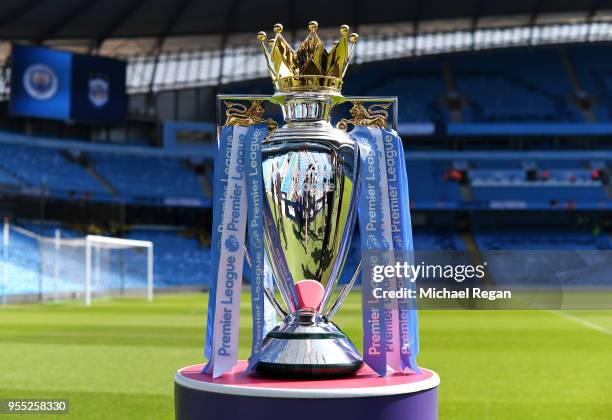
xmin=279 ymin=92 xmax=336 ymax=124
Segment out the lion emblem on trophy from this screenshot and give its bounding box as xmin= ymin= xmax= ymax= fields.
xmin=337 ymin=102 xmax=391 ymax=130
xmin=224 ymin=101 xmax=277 ymax=129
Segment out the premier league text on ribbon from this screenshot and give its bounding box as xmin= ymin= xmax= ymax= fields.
xmin=210 ymin=128 xmax=249 ymax=379
xmin=246 ymin=127 xmax=267 ymax=368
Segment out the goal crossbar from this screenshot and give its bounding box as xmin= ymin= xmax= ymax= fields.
xmin=86 ymin=235 xmax=154 ymax=249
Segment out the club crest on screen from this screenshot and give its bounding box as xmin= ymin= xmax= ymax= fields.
xmin=23 ymin=63 xmax=58 ymax=101
xmin=88 ymin=76 xmax=110 ymax=108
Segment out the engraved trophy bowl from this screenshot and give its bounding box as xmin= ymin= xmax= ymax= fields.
xmin=256 ymin=91 xmax=362 ymax=378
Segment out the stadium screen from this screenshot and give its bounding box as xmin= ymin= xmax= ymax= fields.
xmin=9 ymin=44 xmax=126 ymax=125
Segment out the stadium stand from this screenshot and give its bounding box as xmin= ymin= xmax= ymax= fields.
xmin=0 ymin=143 xmax=108 ymax=195
xmin=90 ymin=153 xmax=204 ymax=199
xmin=343 ymin=47 xmax=605 ymax=124
xmin=0 ymin=136 xmax=209 ymax=205
xmin=345 ymin=58 xmax=446 ymax=123
xmin=0 ymin=132 xmax=608 ymax=209
xmin=473 ymin=228 xmax=612 ymax=251
xmin=0 ymin=167 xmax=19 ymax=186
xmin=126 ymin=229 xmax=211 ymax=287
xmin=452 ymin=49 xmax=582 ymax=122
xmin=1 ymin=226 xmax=40 ymax=294
xmin=406 ymin=161 xmax=463 ymax=205
xmin=566 ymin=44 xmax=612 ymax=122
xmin=471 ymin=185 xmax=608 ymax=202
xmin=413 ymin=229 xmax=467 ymax=251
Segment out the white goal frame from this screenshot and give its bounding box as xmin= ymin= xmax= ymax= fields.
xmin=1 ymin=221 xmax=154 ymax=306
xmin=84 ymin=235 xmax=154 ymax=306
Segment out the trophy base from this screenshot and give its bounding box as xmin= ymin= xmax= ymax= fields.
xmin=254 ymin=320 xmax=363 ymax=379
xmin=175 ymin=361 xmax=440 ymax=420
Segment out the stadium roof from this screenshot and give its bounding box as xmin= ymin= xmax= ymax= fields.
xmin=1 ymin=0 xmax=612 ymax=94
xmin=0 ymin=0 xmax=609 ymax=45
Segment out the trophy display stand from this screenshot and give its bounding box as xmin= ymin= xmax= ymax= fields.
xmin=175 ymin=361 xmax=439 ymax=420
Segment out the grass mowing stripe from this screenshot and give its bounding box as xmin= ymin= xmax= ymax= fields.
xmin=549 ymin=310 xmax=612 ymax=336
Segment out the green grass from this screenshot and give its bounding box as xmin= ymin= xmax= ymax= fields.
xmin=0 ymin=293 xmax=611 ymax=419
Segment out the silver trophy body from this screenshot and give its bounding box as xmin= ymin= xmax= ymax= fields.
xmin=256 ymin=93 xmax=362 ymax=378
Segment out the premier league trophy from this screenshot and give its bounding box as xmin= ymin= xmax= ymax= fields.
xmin=254 ymin=21 xmax=362 ymax=377
xmin=200 ymin=20 xmax=419 ymax=381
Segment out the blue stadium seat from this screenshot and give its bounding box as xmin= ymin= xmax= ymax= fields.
xmin=345 ymin=58 xmax=446 ymax=123
xmin=473 ymin=160 xmax=524 ymax=169
xmin=473 ymin=229 xmax=611 ymax=251
xmin=469 ymin=169 xmax=526 ymax=185
xmin=472 ymin=185 xmax=608 ymax=201
xmin=567 ymin=45 xmax=612 ymax=122
xmin=127 ymin=229 xmax=211 ymax=287
xmin=413 ymin=229 xmax=466 ymax=250
xmin=91 ymin=153 xmax=204 ymax=199
xmin=0 ymin=229 xmax=41 ymax=294
xmin=0 ymin=167 xmax=19 ymax=186
xmin=0 ymin=143 xmax=106 ymax=194
xmin=537 ymin=160 xmax=589 ymax=169
xmin=452 ymin=49 xmax=582 ymax=122
xmin=407 ymin=161 xmax=462 ymax=204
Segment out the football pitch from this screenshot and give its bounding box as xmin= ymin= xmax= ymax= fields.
xmin=0 ymin=293 xmax=610 ymax=419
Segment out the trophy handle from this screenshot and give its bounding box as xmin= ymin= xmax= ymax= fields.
xmin=263 ymin=287 xmax=288 ymax=318
xmin=324 ymin=259 xmax=362 ymax=320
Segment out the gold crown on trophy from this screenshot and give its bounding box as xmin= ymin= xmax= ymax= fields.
xmin=257 ymin=21 xmax=359 ymax=94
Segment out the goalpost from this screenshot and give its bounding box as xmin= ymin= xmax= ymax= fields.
xmin=84 ymin=235 xmax=154 ymax=306
xmin=1 ymin=221 xmax=154 ymax=306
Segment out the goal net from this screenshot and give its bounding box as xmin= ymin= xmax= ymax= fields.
xmin=1 ymin=222 xmax=153 ymax=305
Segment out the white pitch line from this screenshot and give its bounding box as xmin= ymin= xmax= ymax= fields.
xmin=549 ymin=310 xmax=612 ymax=337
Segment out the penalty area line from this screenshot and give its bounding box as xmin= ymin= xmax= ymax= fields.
xmin=548 ymin=310 xmax=612 ymax=337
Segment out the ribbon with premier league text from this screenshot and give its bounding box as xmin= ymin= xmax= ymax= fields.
xmin=352 ymin=126 xmax=419 ymax=376
xmin=202 ymin=125 xmax=234 ymax=375
xmin=384 ymin=130 xmax=419 ymax=372
xmin=245 ymin=126 xmax=274 ymax=371
xmin=203 ymin=124 xmax=275 ymax=378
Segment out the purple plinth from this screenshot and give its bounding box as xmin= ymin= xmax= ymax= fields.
xmin=175 ymin=362 xmax=439 ymax=420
